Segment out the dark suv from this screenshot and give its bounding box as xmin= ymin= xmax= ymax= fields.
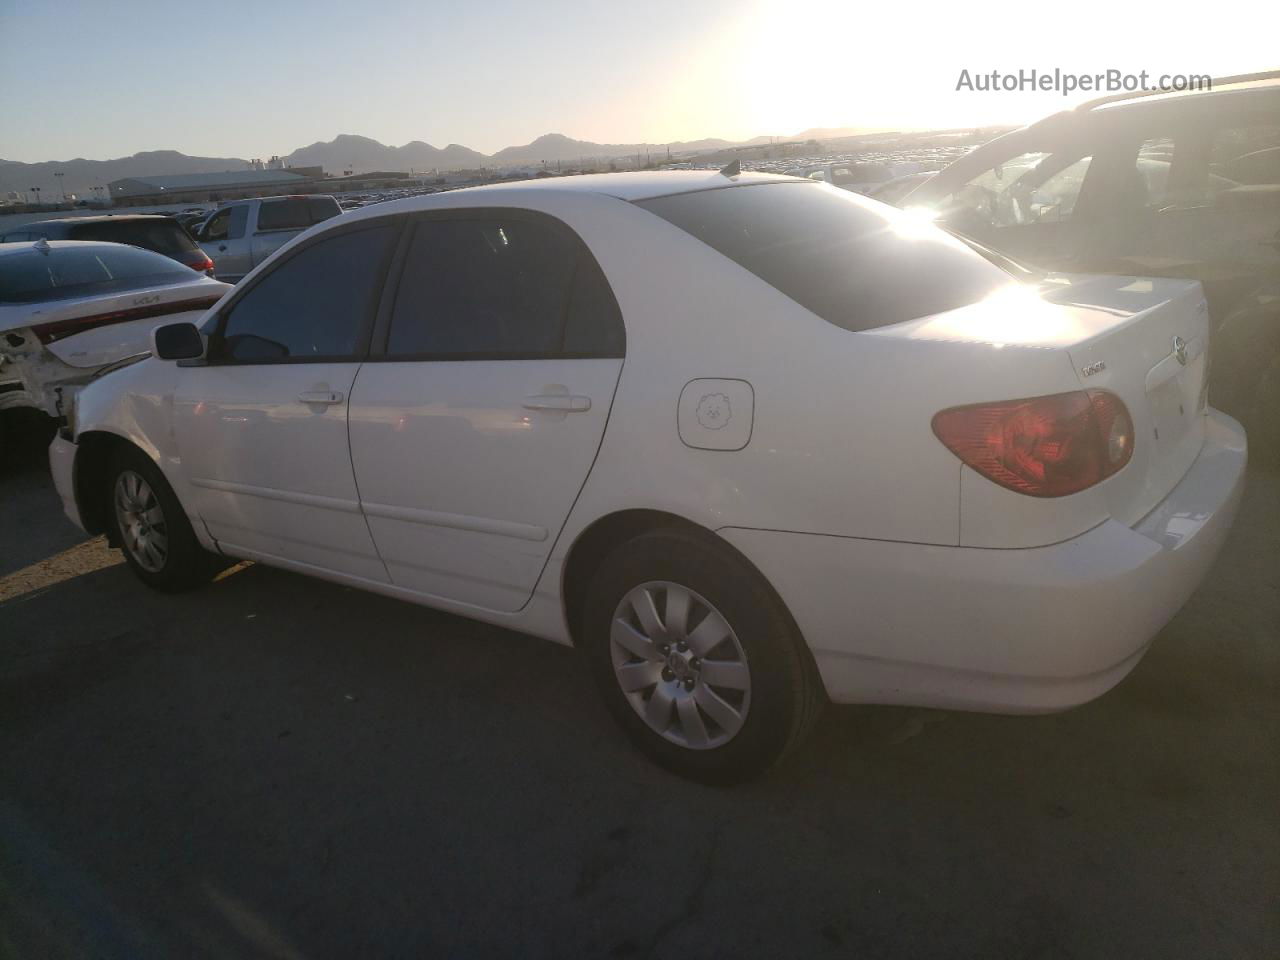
xmin=907 ymin=72 xmax=1280 ymax=459
xmin=0 ymin=215 xmax=215 ymax=276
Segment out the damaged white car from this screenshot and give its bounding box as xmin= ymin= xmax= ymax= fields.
xmin=0 ymin=239 xmax=229 ymax=436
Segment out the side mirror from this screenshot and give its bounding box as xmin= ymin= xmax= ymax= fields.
xmin=151 ymin=322 xmax=204 ymax=361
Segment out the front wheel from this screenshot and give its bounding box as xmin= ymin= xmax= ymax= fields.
xmin=107 ymin=447 xmax=218 ymax=591
xmin=582 ymin=528 xmax=824 ymax=784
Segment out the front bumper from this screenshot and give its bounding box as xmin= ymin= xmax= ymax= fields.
xmin=721 ymin=409 xmax=1248 ymax=713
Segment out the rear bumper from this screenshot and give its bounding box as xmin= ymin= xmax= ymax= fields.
xmin=49 ymin=434 xmax=85 ymax=532
xmin=721 ymin=409 xmax=1247 ymax=713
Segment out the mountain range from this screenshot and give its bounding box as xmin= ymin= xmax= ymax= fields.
xmin=1 ymin=127 xmax=890 ymax=199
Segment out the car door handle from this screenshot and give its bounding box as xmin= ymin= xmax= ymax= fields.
xmin=297 ymin=390 xmax=344 ymax=405
xmin=523 ymin=393 xmax=591 ymax=412
xmin=218 ymin=244 xmax=227 ymax=252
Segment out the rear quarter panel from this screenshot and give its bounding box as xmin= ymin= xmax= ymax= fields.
xmin=520 ymin=193 xmax=1081 ymax=564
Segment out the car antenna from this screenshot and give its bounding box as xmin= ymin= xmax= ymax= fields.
xmin=719 ymin=159 xmax=741 ymax=178
xmin=34 ymin=237 xmax=51 ymax=255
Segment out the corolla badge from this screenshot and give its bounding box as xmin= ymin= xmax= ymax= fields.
xmin=695 ymin=393 xmax=732 ymax=430
xmin=1173 ymin=335 xmax=1188 ymax=366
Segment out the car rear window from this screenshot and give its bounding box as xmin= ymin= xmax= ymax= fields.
xmin=257 ymin=197 xmax=341 ymax=232
xmin=636 ymin=182 xmax=1014 ymax=331
xmin=68 ymin=219 xmax=199 ymax=257
xmin=0 ymin=245 xmax=195 ymax=304
xmin=308 ymin=196 xmax=341 ymax=223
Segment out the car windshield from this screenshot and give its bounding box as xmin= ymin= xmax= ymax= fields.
xmin=636 ymin=182 xmax=1014 ymax=331
xmin=0 ymin=244 xmax=196 ymax=304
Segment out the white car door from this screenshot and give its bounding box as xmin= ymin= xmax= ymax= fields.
xmin=174 ymin=218 xmax=403 ymax=581
xmin=347 ymin=211 xmax=625 ymax=612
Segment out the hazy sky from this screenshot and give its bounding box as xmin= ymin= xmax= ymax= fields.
xmin=1 ymin=0 xmax=1275 ymax=162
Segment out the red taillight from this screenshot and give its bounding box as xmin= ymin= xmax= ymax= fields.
xmin=183 ymin=253 xmax=215 ymax=274
xmin=932 ymin=390 xmax=1134 ymax=497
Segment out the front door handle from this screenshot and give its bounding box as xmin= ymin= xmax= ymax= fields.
xmin=523 ymin=393 xmax=591 ymax=413
xmin=297 ymin=390 xmax=344 ymax=405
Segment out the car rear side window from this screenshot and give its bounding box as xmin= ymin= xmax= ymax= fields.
xmin=69 ymin=220 xmax=199 ymax=257
xmin=1210 ymin=120 xmax=1280 ymax=188
xmin=257 ymin=197 xmax=340 ymax=232
xmin=0 ymin=245 xmax=195 ymax=304
xmin=638 ymin=182 xmax=1013 ymax=332
xmin=212 ymin=224 xmax=396 ymax=363
xmin=257 ymin=199 xmax=310 ymax=232
xmin=385 ymin=215 xmax=624 ymax=358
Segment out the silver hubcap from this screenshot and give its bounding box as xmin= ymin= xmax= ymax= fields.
xmin=610 ymin=581 xmax=750 ymax=750
xmin=114 ymin=470 xmax=168 ymax=573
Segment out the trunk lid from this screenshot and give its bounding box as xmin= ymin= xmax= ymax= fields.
xmin=1040 ymin=273 xmax=1210 ymax=526
xmin=0 ymin=278 xmax=226 ymax=415
xmin=14 ymin=279 xmax=225 ymax=367
xmin=866 ymin=273 xmax=1211 ymax=541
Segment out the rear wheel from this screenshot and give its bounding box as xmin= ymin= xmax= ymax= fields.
xmin=107 ymin=447 xmax=217 ymax=591
xmin=582 ymin=528 xmax=823 ymax=784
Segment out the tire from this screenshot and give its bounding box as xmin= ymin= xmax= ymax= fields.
xmin=106 ymin=446 xmax=217 ymax=592
xmin=582 ymin=527 xmax=824 ymax=784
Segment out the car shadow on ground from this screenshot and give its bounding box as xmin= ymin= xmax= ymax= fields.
xmin=2 ymin=445 xmax=1277 ymax=958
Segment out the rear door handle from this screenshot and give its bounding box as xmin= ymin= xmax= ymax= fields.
xmin=523 ymin=394 xmax=591 ymax=413
xmin=297 ymin=390 xmax=344 ymax=405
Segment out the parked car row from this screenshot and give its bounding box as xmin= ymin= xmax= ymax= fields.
xmin=191 ymin=194 xmax=341 ymax=283
xmin=0 ymin=195 xmax=345 ymax=445
xmin=39 ymin=166 xmax=1245 ymax=782
xmin=1 ymin=215 xmax=215 ymax=275
xmin=0 ymin=240 xmax=230 ymax=439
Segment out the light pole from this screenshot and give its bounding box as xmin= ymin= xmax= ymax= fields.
xmin=30 ymin=186 xmax=41 ymax=207
xmin=55 ymin=171 xmax=66 ymax=202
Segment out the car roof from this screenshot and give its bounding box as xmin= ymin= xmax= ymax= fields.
xmin=1078 ymin=70 xmax=1280 ymax=113
xmin=13 ymin=215 xmax=179 ymax=229
xmin=218 ymin=194 xmax=338 ymax=204
xmin=439 ymin=170 xmax=803 ymax=202
xmin=338 ymin=171 xmax=807 ymax=224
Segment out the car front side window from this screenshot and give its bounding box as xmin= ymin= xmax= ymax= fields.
xmin=209 ymin=223 xmax=397 ymax=364
xmin=202 ymin=209 xmax=231 ymax=242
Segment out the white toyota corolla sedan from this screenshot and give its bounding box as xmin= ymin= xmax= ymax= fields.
xmin=49 ymin=170 xmax=1247 ymax=782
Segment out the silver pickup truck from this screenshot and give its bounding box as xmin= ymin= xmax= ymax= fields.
xmin=196 ymin=195 xmax=341 ymax=282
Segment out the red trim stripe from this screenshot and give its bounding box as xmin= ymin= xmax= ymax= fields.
xmin=31 ymin=295 xmax=223 ymax=345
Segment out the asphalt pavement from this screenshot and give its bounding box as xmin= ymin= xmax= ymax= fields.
xmin=1 ymin=428 xmax=1277 ymax=959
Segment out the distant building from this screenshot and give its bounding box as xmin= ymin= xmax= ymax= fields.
xmin=318 ymin=170 xmax=416 ymax=191
xmin=107 ymin=168 xmax=325 ymax=206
